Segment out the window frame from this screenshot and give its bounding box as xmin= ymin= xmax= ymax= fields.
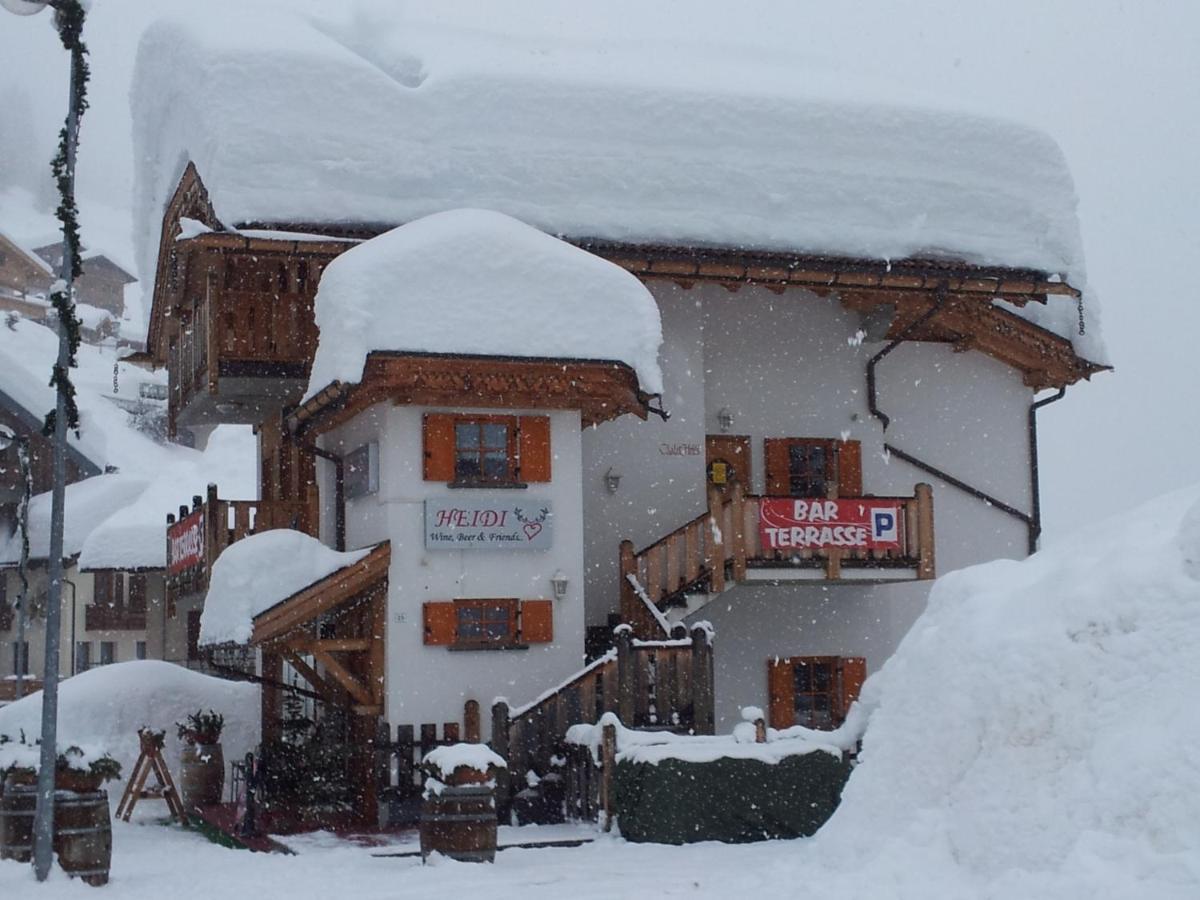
xmin=451 ymin=598 xmax=521 ymax=650
xmin=344 ymin=441 xmax=380 ymax=500
xmin=764 ymin=437 xmax=862 ymax=499
xmin=451 ymin=415 xmax=522 ymax=487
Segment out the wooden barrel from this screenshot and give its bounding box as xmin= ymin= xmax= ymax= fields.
xmin=420 ymin=785 xmax=497 ymax=863
xmin=180 ymin=744 xmax=225 ymax=809
xmin=0 ymin=781 xmax=37 ymax=862
xmin=53 ymin=790 xmax=111 ymax=886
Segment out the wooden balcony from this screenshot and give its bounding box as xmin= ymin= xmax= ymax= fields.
xmin=167 ymin=483 xmax=313 ymax=598
xmin=620 ymin=483 xmax=934 ymax=637
xmin=164 ymin=244 xmax=332 ymax=433
xmin=84 ymin=605 xmax=147 ymax=632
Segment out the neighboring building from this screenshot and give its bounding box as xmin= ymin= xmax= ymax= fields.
xmin=33 ymin=243 xmax=136 ymax=322
xmin=0 ymin=228 xmax=54 ymax=325
xmin=133 ymin=12 xmax=1109 ymax=819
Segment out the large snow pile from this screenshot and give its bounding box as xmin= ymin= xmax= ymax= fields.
xmin=305 ymin=210 xmax=664 ymax=397
xmin=130 ymin=6 xmax=1100 ymax=358
xmin=805 ymin=483 xmax=1200 ymax=897
xmin=0 ymin=661 xmax=258 ymax=786
xmin=201 ymin=530 xmax=372 ymax=645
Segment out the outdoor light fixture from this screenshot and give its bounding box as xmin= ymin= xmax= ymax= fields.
xmin=604 ymin=467 xmax=621 ymax=494
xmin=717 ymin=407 xmax=734 ymax=433
xmin=550 ymin=570 xmax=570 ymax=601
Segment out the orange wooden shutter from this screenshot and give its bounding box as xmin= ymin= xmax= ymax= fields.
xmin=518 ymin=416 xmax=552 ymax=482
xmin=520 ymin=599 xmax=554 ymax=643
xmin=767 ymin=658 xmax=795 ymax=728
xmin=836 ymin=440 xmax=863 ymax=498
xmin=764 ymin=439 xmax=791 ymax=496
xmin=837 ymin=656 xmax=867 ymax=723
xmin=423 ymin=413 xmax=456 ymax=481
xmin=423 ymin=601 xmax=457 ymax=645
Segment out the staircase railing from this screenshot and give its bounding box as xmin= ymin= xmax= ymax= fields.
xmin=620 ymin=482 xmax=936 ymax=637
xmin=491 ymin=624 xmax=714 ymax=807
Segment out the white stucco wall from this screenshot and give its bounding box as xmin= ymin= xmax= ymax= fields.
xmin=318 ymin=404 xmax=588 ymax=737
xmin=576 ymin=281 xmax=1037 ymax=729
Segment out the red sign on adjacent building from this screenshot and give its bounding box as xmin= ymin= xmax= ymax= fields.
xmin=168 ymin=510 xmax=205 ymax=575
xmin=759 ymin=498 xmax=902 ymax=552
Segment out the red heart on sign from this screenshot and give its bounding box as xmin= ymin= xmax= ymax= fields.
xmin=523 ymin=522 xmax=542 ymax=540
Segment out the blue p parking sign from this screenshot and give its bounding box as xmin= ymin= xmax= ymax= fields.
xmin=871 ymin=509 xmax=898 ymax=542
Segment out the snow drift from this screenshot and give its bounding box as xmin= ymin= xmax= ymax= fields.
xmin=0 ymin=661 xmax=258 ymax=788
xmin=305 ymin=209 xmax=664 ymax=398
xmin=806 ymin=483 xmax=1200 ymax=898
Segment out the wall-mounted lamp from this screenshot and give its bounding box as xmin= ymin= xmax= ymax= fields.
xmin=717 ymin=407 xmax=734 ymax=433
xmin=550 ymin=570 xmax=570 ymax=601
xmin=604 ymin=467 xmax=621 ymax=494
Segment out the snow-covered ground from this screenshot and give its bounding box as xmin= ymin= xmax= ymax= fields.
xmin=2 ymin=482 xmax=1196 ymax=898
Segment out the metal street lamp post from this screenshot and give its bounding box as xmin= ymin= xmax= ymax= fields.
xmin=0 ymin=0 xmax=90 ymax=883
xmin=0 ymin=426 xmax=32 ymax=699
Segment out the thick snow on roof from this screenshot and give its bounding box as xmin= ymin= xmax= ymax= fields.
xmin=131 ymin=7 xmax=1098 ymax=355
xmin=804 ymin=482 xmax=1200 ymax=895
xmin=0 ymin=473 xmax=149 ymax=564
xmin=0 ymin=660 xmax=258 ymax=785
xmin=201 ymin=530 xmax=372 ymax=646
xmin=0 ymin=316 xmax=171 ymax=473
xmin=305 ymin=210 xmax=664 ymax=398
xmin=78 ymin=425 xmax=256 ymax=571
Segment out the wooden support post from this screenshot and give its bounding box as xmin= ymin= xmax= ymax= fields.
xmin=615 ymin=626 xmax=635 ymax=727
xmin=915 ymin=482 xmax=936 ymax=579
xmin=601 ymin=722 xmax=617 ymax=833
xmin=706 ymin=486 xmax=726 ymax=594
xmin=690 ymin=623 xmax=715 ymax=735
xmin=464 ymin=699 xmax=481 ymax=743
xmin=730 ymin=481 xmax=747 ymax=583
xmin=754 ymin=716 xmax=767 ymax=743
xmin=618 ymin=539 xmax=638 ymax=628
xmin=490 ymin=701 xmax=511 ymax=817
xmin=261 ymin=649 xmax=283 ymax=744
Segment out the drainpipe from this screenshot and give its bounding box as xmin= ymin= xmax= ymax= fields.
xmin=1027 ymin=387 xmax=1066 ymax=554
xmin=308 ymin=444 xmax=345 ymax=552
xmin=65 ymin=578 xmax=77 ymax=676
xmin=865 ymin=283 xmax=1051 ymax=557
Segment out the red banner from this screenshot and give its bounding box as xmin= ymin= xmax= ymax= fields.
xmin=167 ymin=510 xmax=205 ymax=575
xmin=759 ymin=498 xmax=902 ymax=551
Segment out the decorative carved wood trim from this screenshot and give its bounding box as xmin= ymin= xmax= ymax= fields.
xmin=250 ymin=541 xmax=390 ymax=645
xmin=290 ymin=353 xmax=650 ymax=436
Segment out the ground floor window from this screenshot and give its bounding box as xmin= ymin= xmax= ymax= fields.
xmin=75 ymin=641 xmax=91 ymax=673
xmin=767 ymin=655 xmax=866 ymax=730
xmin=136 ymin=641 xmax=147 ymax=660
xmin=99 ymin=641 xmax=116 ymax=666
xmin=11 ymin=640 xmax=28 ymax=677
xmin=423 ymin=598 xmax=554 ymax=648
xmin=455 ymin=598 xmax=518 ymax=646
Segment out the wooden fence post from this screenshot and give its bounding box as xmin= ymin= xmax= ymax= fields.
xmin=491 ymin=700 xmax=511 ymax=816
xmin=615 ymin=626 xmax=635 ymax=726
xmin=690 ymin=623 xmax=715 ymax=735
xmin=706 ymin=485 xmax=726 ymax=593
xmin=754 ymin=716 xmax=767 ymax=743
xmin=915 ymin=483 xmax=935 ymax=579
xmin=618 ymin=539 xmax=639 ymax=631
xmin=601 ymin=722 xmax=617 ymax=833
xmin=464 ymin=699 xmax=481 ymax=743
xmin=730 ymin=481 xmax=747 ymax=583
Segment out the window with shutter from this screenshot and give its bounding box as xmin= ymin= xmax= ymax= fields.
xmin=767 ymin=655 xmax=866 ymax=730
xmin=423 ymin=601 xmax=458 ymax=645
xmin=423 ymin=413 xmax=551 ymax=485
xmin=763 ymin=438 xmax=863 ymax=498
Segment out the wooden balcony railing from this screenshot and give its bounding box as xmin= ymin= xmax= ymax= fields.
xmin=620 ymin=482 xmax=935 ymax=637
xmin=167 ymin=483 xmax=312 ymax=595
xmin=84 ymin=605 xmax=147 ymax=632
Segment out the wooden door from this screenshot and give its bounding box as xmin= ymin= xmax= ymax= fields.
xmin=706 ymin=435 xmax=752 ymax=495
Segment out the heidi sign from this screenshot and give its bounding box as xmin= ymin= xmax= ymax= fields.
xmin=759 ymin=498 xmax=901 ymax=551
xmin=168 ymin=510 xmax=205 ymax=574
xmin=425 ymin=498 xmax=553 ymax=550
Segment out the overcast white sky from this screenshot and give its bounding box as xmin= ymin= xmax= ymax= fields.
xmin=0 ymin=0 xmax=1196 ymax=541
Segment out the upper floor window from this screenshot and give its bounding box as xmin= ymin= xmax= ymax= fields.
xmin=765 ymin=438 xmax=862 ymax=498
xmin=344 ymin=441 xmax=380 ymax=500
xmin=423 ymin=413 xmax=551 ymax=486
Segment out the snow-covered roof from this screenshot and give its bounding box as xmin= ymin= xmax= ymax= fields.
xmin=131 ymin=8 xmax=1093 ymax=348
xmin=200 ymin=530 xmax=373 ymax=646
xmin=0 ymin=226 xmax=53 ymax=276
xmin=305 ymin=209 xmax=664 ymax=398
xmin=78 ymin=425 xmax=256 ymax=571
xmin=0 ymin=473 xmax=149 ymax=565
